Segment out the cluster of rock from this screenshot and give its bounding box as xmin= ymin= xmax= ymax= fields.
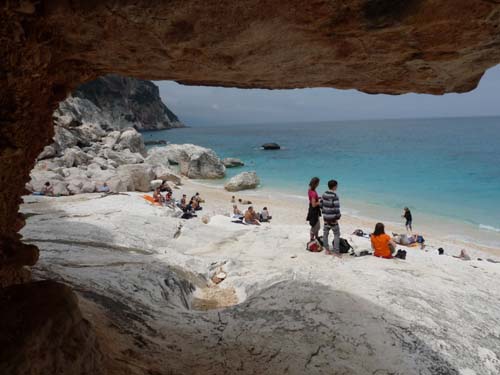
xmin=152 ymin=144 xmax=226 ymax=179
xmin=26 ymin=74 xmax=261 ymax=195
xmin=28 ymin=118 xmax=181 ymax=195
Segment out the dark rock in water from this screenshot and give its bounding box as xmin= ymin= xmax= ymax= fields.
xmin=145 ymin=140 xmax=167 ymax=146
xmin=223 ymin=157 xmax=244 ymax=168
xmin=262 ymin=143 xmax=280 ymax=150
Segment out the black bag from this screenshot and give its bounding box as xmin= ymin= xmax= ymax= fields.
xmin=339 ymin=238 xmax=352 ymax=253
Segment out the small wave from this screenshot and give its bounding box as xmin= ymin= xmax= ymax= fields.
xmin=479 ymin=224 xmax=500 ymax=233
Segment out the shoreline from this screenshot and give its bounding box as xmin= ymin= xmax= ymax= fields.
xmin=184 ymin=178 xmax=500 ymax=258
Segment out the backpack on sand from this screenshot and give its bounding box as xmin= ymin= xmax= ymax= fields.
xmin=339 ymin=238 xmax=352 ymax=253
xmin=306 ymin=239 xmax=323 ymax=252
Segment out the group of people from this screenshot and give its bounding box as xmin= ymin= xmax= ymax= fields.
xmin=152 ymin=181 xmax=204 ymax=219
xmin=307 ymin=177 xmax=418 ymax=259
xmin=232 ymin=200 xmax=272 ymax=225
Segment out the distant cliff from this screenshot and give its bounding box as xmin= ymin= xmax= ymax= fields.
xmin=73 ymin=74 xmax=184 ymax=130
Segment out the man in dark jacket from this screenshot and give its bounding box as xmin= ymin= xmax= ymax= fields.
xmin=321 ymin=180 xmax=341 ymax=255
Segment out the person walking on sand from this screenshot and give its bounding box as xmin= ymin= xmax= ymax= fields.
xmin=402 ymin=207 xmax=412 ymax=233
xmin=306 ymin=177 xmax=321 ymax=241
xmin=321 ymin=180 xmax=341 ymax=256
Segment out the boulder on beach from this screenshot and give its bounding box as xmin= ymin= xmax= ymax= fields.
xmin=223 ymin=157 xmax=245 ymax=168
xmin=117 ymin=128 xmax=146 ymax=155
xmin=151 ymin=165 xmax=182 ymax=185
xmin=224 ymin=171 xmax=260 ymax=192
xmin=155 ymin=144 xmax=225 ymax=179
xmin=117 ymin=164 xmax=155 ymax=192
xmin=262 ymin=142 xmax=280 ymax=150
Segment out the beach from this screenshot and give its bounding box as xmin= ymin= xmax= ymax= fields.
xmin=143 ymin=117 xmax=500 ymax=251
xmin=20 ymin=179 xmax=500 ymax=374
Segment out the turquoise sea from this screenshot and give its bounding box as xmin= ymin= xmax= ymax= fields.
xmin=142 ymin=117 xmax=500 ymax=248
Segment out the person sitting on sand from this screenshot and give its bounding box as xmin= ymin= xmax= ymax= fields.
xmin=181 ymin=201 xmax=197 ymax=219
xmin=177 ymin=194 xmax=187 ymax=210
xmin=191 ymin=198 xmax=203 ymax=211
xmin=98 ymin=182 xmax=110 ymax=193
xmin=371 ymin=222 xmax=397 ymax=259
xmin=231 ymin=196 xmax=236 ymax=203
xmin=42 ymin=181 xmax=54 ymax=196
xmin=260 ymin=207 xmax=272 ymax=222
xmin=153 ymin=187 xmax=164 ymax=204
xmin=233 ymin=205 xmax=243 ymax=218
xmin=244 ymin=206 xmax=260 ymax=225
xmin=238 ymin=198 xmax=252 ymax=205
xmin=402 ymin=207 xmax=413 ymax=234
xmin=160 ymin=180 xmax=172 ymax=193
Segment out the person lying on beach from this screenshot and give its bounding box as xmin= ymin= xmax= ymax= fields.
xmin=453 ymin=249 xmax=471 ymax=261
xmin=244 ymin=206 xmax=261 ymax=225
xmin=42 ymin=181 xmax=54 ymax=196
xmin=153 ymin=187 xmax=164 ymax=204
xmin=371 ymin=222 xmax=397 ymax=259
xmin=238 ymin=198 xmax=252 ymax=205
xmin=260 ymin=207 xmax=272 ymax=222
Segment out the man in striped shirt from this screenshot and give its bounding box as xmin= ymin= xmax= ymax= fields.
xmin=321 ymin=180 xmax=341 ymax=255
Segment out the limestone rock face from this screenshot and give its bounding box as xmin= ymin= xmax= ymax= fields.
xmin=0 ymin=281 xmax=103 ymax=375
xmin=158 ymin=144 xmax=226 ymax=179
xmin=224 ymin=171 xmax=260 ymax=191
xmin=74 ymin=74 xmax=184 ymax=131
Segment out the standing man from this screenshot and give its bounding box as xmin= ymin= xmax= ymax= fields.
xmin=321 ymin=180 xmax=341 ymax=255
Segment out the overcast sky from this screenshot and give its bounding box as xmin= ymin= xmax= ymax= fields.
xmin=157 ymin=64 xmax=500 ymax=126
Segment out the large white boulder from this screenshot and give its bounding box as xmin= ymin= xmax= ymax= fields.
xmin=151 ymin=165 xmax=182 ymax=185
xmin=145 ymin=147 xmax=171 ymax=168
xmin=103 ymin=131 xmax=121 ymax=148
xmin=224 ymin=171 xmax=260 ymax=192
xmin=117 ymin=128 xmax=146 ymax=155
xmin=37 ymin=145 xmax=57 ymax=160
xmin=61 ymin=147 xmax=92 ymax=168
xmin=155 ymin=144 xmax=225 ymax=179
xmin=117 ymin=164 xmax=155 ymax=192
xmin=103 ymin=148 xmax=144 ymax=166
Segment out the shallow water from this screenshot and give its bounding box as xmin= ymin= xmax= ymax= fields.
xmin=142 ymin=117 xmax=500 ymax=247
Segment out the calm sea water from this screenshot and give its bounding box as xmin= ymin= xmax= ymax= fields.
xmin=143 ymin=117 xmax=500 ymax=246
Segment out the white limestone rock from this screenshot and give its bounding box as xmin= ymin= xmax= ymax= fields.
xmin=117 ymin=164 xmax=155 ymax=192
xmin=117 ymin=128 xmax=146 ymax=156
xmin=224 ymin=171 xmax=260 ymax=191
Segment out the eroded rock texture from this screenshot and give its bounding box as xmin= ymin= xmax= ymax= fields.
xmin=2 ymin=1 xmax=500 ymax=373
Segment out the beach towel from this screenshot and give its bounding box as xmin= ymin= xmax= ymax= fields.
xmin=142 ymin=195 xmax=162 ymax=206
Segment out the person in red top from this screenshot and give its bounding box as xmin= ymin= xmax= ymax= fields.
xmin=371 ymin=222 xmax=397 ymax=259
xmin=306 ymin=177 xmax=321 ymax=241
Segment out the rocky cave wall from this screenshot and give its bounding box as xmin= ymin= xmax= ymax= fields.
xmin=2 ymin=0 xmax=500 ymax=373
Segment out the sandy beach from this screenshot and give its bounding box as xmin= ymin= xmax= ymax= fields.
xmin=19 ymin=178 xmax=500 ymax=375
